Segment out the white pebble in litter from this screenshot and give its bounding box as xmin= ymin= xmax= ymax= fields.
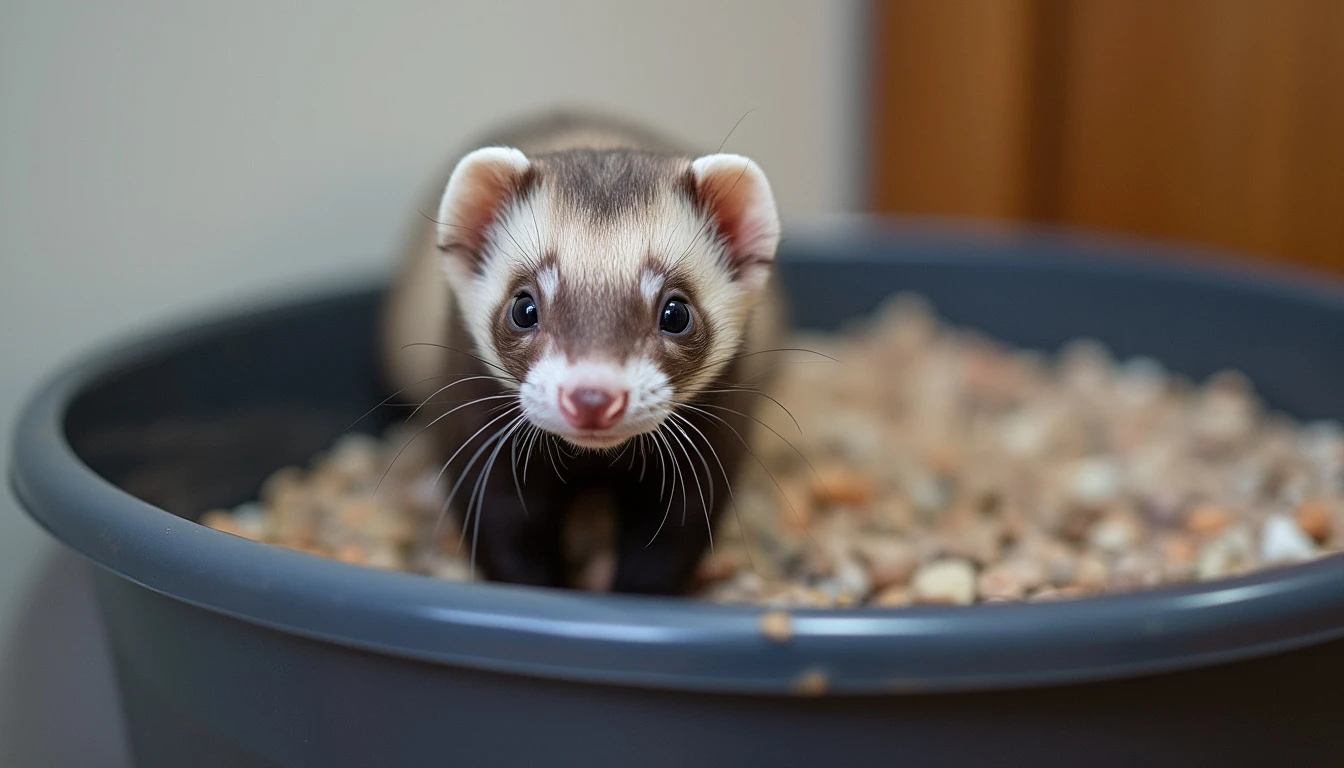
xmin=828 ymin=557 xmax=871 ymax=601
xmin=230 ymin=502 xmax=272 ymax=541
xmin=430 ymin=558 xmax=472 ymax=582
xmin=1197 ymin=525 xmax=1256 ymax=580
xmin=1089 ymin=511 xmax=1142 ymax=554
xmin=1068 ymin=458 xmax=1122 ymax=507
xmin=912 ymin=559 xmax=976 ymax=605
xmin=1260 ymin=514 xmax=1317 ymax=565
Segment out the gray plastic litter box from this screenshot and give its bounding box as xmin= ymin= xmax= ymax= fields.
xmin=10 ymin=222 xmax=1344 ymax=767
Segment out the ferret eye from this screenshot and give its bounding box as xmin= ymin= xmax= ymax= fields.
xmin=509 ymin=293 xmax=538 ymax=330
xmin=659 ymin=298 xmax=692 ymax=335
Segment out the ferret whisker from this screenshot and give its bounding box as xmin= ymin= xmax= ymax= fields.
xmin=509 ymin=421 xmax=530 ymax=520
xmin=681 ymin=347 xmax=840 ymax=380
xmin=499 ymin=219 xmax=542 ymax=271
xmin=429 ymin=403 xmax=522 ymax=490
xmin=465 ymin=415 xmax=527 ymax=575
xmin=419 ymin=207 xmax=534 ymax=268
xmin=625 ymin=435 xmax=640 ymax=471
xmin=435 ymin=411 xmax=518 ymax=543
xmin=554 ymin=435 xmax=571 ymax=471
xmin=669 ymin=410 xmax=756 ymax=573
xmin=670 ymin=159 xmax=753 ymax=268
xmin=680 ymin=400 xmax=829 ymax=494
xmin=461 ymin=435 xmax=497 ymax=551
xmin=668 ymin=418 xmax=712 ymax=514
xmin=544 ymin=434 xmax=567 ymax=483
xmin=664 ymin=421 xmax=699 ymax=528
xmin=657 ymin=202 xmax=689 ymax=267
xmin=343 ymin=374 xmax=459 ymax=431
xmin=672 ymin=411 xmax=758 ymax=567
xmin=415 ymin=209 xmax=487 ymax=239
xmin=653 ymin=428 xmax=668 ymax=505
xmin=438 ymin=410 xmax=524 ymax=545
xmin=638 ymin=433 xmax=650 ymax=482
xmin=656 ymin=426 xmax=688 ymax=527
xmin=493 ymin=222 xmax=532 ymax=267
xmin=669 ymin=170 xmax=730 ymax=268
xmin=677 ymin=386 xmax=802 ymax=433
xmin=608 ymin=437 xmax=633 ymax=468
xmin=408 ymin=375 xmax=514 ymax=421
xmin=389 ymin=395 xmax=515 ymax=413
xmin=675 ymin=403 xmax=816 ymax=539
xmin=526 ymin=199 xmax=545 ymax=268
xmin=669 ymin=417 xmax=715 ymax=513
xmin=521 ymin=424 xmax=541 ymax=484
xmin=726 ymin=359 xmax=833 ymax=390
xmin=666 ymin=415 xmax=713 ymax=552
xmin=463 ymin=399 xmax=521 ymax=430
xmin=715 ymin=108 xmax=755 ymax=154
xmin=378 ymin=400 xmax=471 ymax=408
xmin=526 ymin=427 xmax=542 ymax=481
xmin=644 ymin=425 xmax=677 ymax=548
xmin=376 ymin=392 xmax=519 ymax=494
xmin=672 ymin=205 xmax=719 ymax=267
xmin=455 ymin=415 xmax=521 ymax=559
xmin=399 ymin=342 xmax=520 ymax=382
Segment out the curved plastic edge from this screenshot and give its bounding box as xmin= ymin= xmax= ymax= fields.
xmin=11 ymin=225 xmax=1344 ymax=696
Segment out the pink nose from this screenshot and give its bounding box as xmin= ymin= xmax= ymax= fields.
xmin=559 ymin=387 xmax=628 ymax=431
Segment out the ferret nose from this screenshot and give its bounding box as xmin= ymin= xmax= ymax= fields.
xmin=559 ymin=386 xmax=628 ymax=431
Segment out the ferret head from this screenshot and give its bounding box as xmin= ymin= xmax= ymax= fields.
xmin=435 ymin=145 xmax=779 ymax=450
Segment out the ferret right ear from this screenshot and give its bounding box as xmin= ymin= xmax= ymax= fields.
xmin=435 ymin=147 xmax=532 ymax=266
xmin=689 ymin=154 xmax=780 ymax=292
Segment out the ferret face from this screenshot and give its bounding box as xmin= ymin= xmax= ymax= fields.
xmin=435 ymin=147 xmax=779 ymax=450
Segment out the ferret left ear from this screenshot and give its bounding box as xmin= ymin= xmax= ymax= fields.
xmin=690 ymin=154 xmax=780 ymax=290
xmin=435 ymin=147 xmax=532 ymax=270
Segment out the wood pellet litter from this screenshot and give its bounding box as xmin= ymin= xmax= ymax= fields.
xmin=202 ymin=294 xmax=1344 ymax=607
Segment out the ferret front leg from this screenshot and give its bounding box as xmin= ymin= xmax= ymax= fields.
xmin=463 ymin=469 xmax=569 ymax=588
xmin=609 ymin=475 xmax=719 ymax=595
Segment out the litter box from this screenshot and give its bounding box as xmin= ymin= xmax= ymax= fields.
xmin=11 ymin=220 xmax=1344 ymax=767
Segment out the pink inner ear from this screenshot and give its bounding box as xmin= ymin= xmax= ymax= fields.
xmin=437 ymin=147 xmax=531 ymax=255
xmin=692 ymin=155 xmax=780 ymax=281
xmin=447 ymin=178 xmax=508 ymax=253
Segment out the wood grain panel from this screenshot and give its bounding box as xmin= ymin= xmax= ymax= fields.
xmin=869 ymin=0 xmax=1344 ymax=271
xmin=1054 ymin=0 xmax=1344 ymax=269
xmin=869 ymin=0 xmax=1040 ymax=219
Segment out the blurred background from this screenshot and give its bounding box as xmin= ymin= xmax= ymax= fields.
xmin=0 ymin=1 xmax=1340 ymax=764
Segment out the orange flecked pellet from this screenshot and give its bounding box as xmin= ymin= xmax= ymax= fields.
xmin=1295 ymin=500 xmax=1333 ymax=544
xmin=1185 ymin=505 xmax=1233 ymax=538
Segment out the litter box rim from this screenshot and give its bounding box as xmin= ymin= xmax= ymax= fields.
xmin=12 ymin=218 xmax=1344 ymax=696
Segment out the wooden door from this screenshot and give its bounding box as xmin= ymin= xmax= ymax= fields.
xmin=869 ymin=0 xmax=1344 ymax=272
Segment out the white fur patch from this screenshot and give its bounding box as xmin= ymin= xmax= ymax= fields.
xmin=639 ymin=269 xmax=664 ymax=305
xmin=520 ymin=351 xmax=671 ymax=449
xmin=537 ymin=264 xmax=559 ymax=302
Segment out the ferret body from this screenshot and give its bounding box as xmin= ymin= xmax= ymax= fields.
xmin=382 ymin=111 xmax=784 ymax=594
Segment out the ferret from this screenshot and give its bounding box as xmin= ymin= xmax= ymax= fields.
xmin=381 ymin=111 xmax=785 ymax=594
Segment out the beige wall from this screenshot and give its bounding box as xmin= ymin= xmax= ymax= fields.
xmin=0 ymin=0 xmax=863 ymax=761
